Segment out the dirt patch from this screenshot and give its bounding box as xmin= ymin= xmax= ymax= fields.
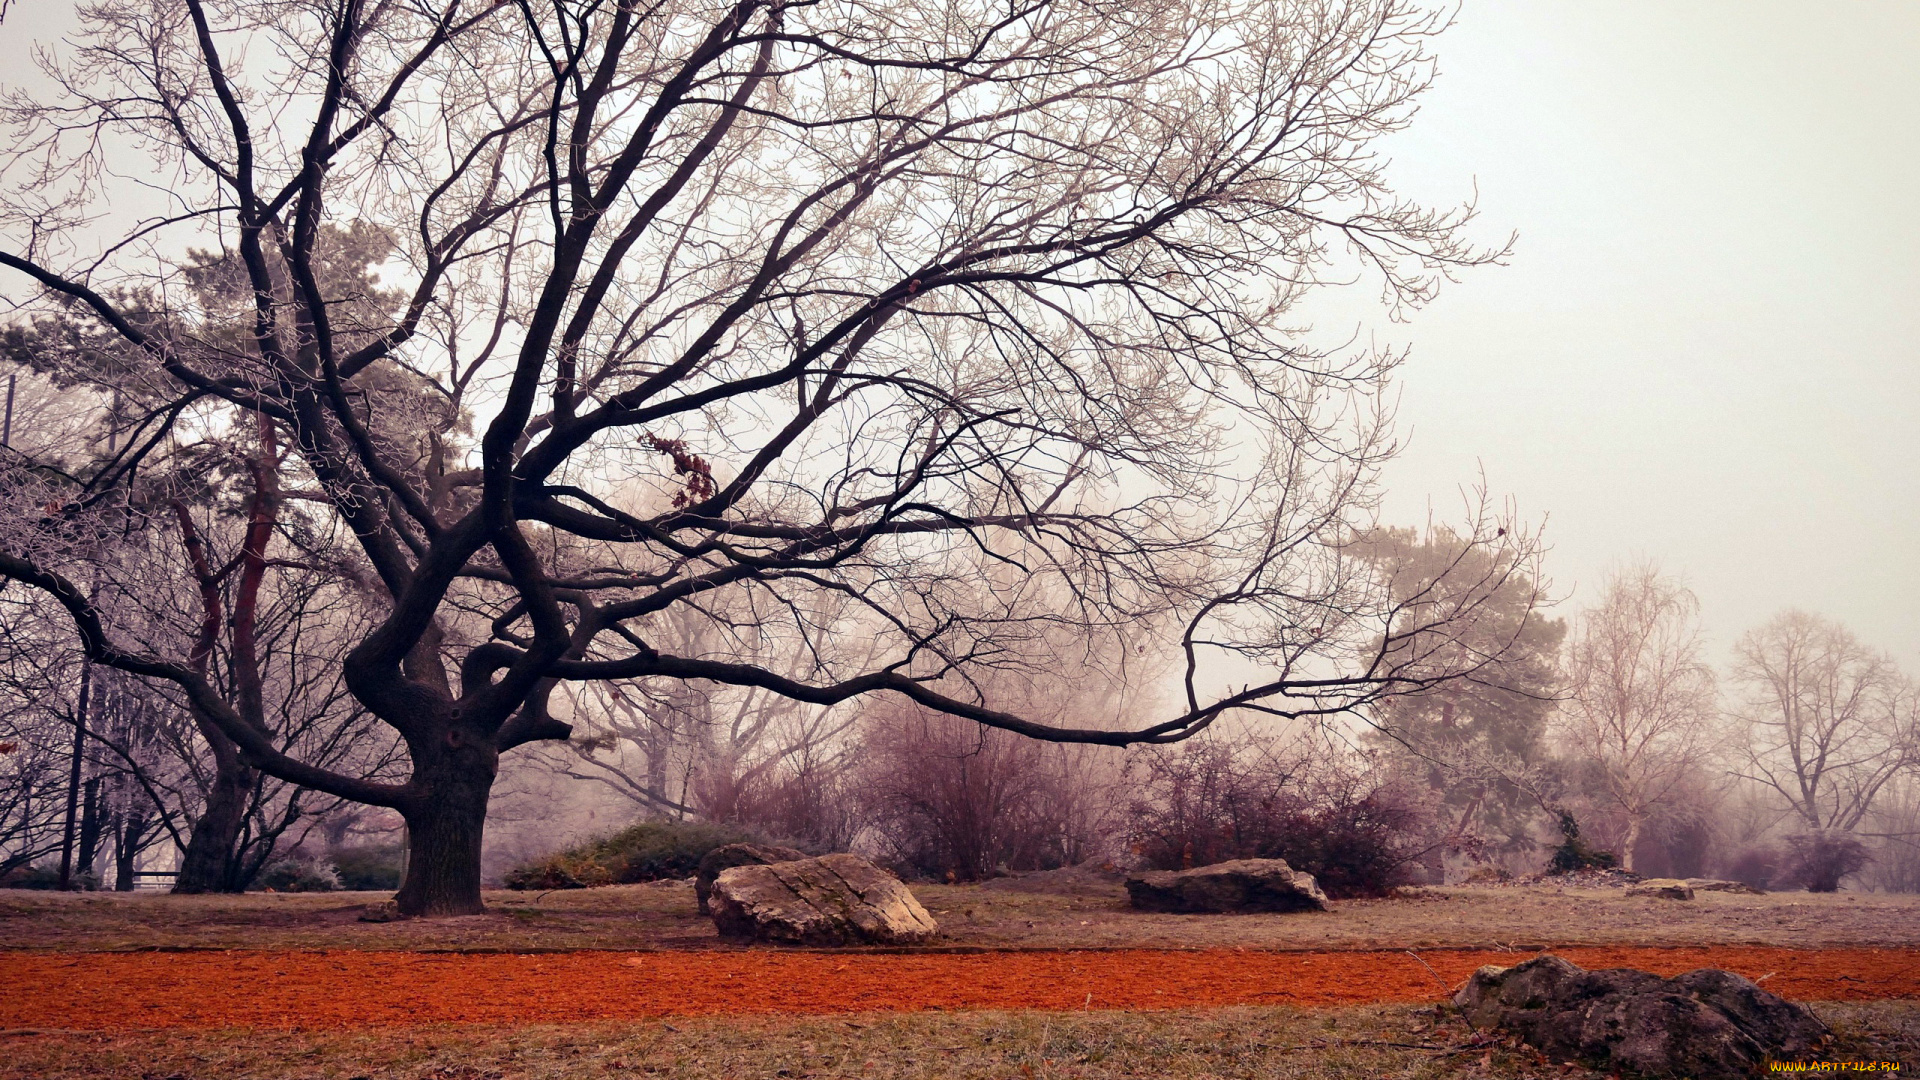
xmin=5 ymin=883 xmax=1917 ymax=953
xmin=4 ymin=946 xmax=1913 ymax=1032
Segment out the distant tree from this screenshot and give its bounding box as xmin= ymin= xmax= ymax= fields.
xmin=1730 ymin=612 xmax=1917 ymax=833
xmin=1359 ymin=525 xmax=1563 ymax=870
xmin=1557 ymin=564 xmax=1718 ymax=872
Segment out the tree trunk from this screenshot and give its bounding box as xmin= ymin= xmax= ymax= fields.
xmin=394 ymin=740 xmax=498 ymax=916
xmin=173 ymin=751 xmax=257 ymax=894
xmin=114 ymin=808 xmax=148 ymax=891
xmin=1620 ymin=815 xmax=1644 ymax=874
xmin=75 ymin=777 xmax=103 ymax=885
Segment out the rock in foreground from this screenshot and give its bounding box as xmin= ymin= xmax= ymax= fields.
xmin=1124 ymin=858 xmax=1327 ymax=913
xmin=695 ymin=842 xmax=808 ymax=914
xmin=709 ymin=853 xmax=937 ymax=945
xmin=1455 ymin=954 xmax=1829 ymax=1079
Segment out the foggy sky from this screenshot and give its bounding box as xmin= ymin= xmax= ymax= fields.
xmin=1355 ymin=1 xmax=1920 ymax=667
xmin=3 ymin=1 xmax=1914 ymax=667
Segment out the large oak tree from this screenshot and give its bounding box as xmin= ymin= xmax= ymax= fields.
xmin=0 ymin=0 xmax=1535 ymax=913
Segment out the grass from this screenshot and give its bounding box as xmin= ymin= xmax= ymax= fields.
xmin=3 ymin=1001 xmax=1912 ymax=1080
xmin=4 ymin=879 xmax=1918 ymax=953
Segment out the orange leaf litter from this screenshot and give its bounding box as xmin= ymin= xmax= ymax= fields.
xmin=4 ymin=947 xmax=1914 ymax=1031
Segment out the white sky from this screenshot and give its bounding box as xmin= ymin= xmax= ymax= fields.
xmin=1347 ymin=1 xmax=1920 ymax=667
xmin=4 ymin=1 xmax=1915 ymax=669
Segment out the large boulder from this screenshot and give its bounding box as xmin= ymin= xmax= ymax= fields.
xmin=1626 ymin=878 xmax=1696 ymax=900
xmin=695 ymin=842 xmax=808 ymax=915
xmin=709 ymin=853 xmax=938 ymax=945
xmin=1455 ymin=954 xmax=1829 ymax=1079
xmin=1124 ymin=858 xmax=1328 ymax=913
xmin=1686 ymin=878 xmax=1768 ymax=896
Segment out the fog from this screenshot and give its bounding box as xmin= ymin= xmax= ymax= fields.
xmin=1311 ymin=2 xmax=1920 ymax=666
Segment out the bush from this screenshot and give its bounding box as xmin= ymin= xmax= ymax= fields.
xmin=1127 ymin=737 xmax=1435 ymax=899
xmin=1546 ymin=809 xmax=1618 ymax=874
xmin=1723 ymin=844 xmax=1778 ymax=891
xmin=1781 ymin=830 xmax=1872 ymax=893
xmin=328 ymin=843 xmax=403 ymax=891
xmin=503 ymin=819 xmax=751 ymax=890
xmin=0 ymin=864 xmax=63 ymax=890
xmin=257 ymin=855 xmax=341 ymax=892
xmin=860 ymin=710 xmax=1109 ymax=882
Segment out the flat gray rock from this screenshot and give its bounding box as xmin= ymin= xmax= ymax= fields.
xmin=1455 ymin=954 xmax=1829 ymax=1079
xmin=709 ymin=853 xmax=938 ymax=945
xmin=1124 ymin=858 xmax=1327 ymax=913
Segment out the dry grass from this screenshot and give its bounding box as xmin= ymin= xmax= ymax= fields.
xmin=4 ymin=879 xmax=1918 ymax=953
xmin=3 ymin=1001 xmax=1912 ymax=1080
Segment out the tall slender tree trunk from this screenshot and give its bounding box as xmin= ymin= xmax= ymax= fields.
xmin=114 ymin=807 xmax=149 ymax=891
xmin=1620 ymin=814 xmax=1645 ymax=874
xmin=75 ymin=777 xmax=102 ymax=883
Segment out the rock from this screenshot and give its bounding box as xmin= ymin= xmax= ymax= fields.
xmin=357 ymin=900 xmax=404 ymax=923
xmin=709 ymin=853 xmax=938 ymax=945
xmin=1536 ymin=868 xmax=1644 ymax=889
xmin=695 ymin=842 xmax=808 ymax=915
xmin=1124 ymin=858 xmax=1327 ymax=913
xmin=1686 ymin=878 xmax=1768 ymax=895
xmin=1455 ymin=954 xmax=1829 ymax=1079
xmin=1627 ymin=878 xmax=1696 ymax=900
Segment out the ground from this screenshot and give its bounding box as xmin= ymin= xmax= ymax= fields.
xmin=7 ymin=877 xmax=1917 ymax=952
xmin=4 ymin=879 xmax=1916 ymax=1078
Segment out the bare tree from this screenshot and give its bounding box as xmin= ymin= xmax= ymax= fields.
xmin=1729 ymin=611 xmax=1917 ymax=834
xmin=1556 ymin=564 xmax=1716 ymax=872
xmin=0 ymin=0 xmax=1538 ymax=914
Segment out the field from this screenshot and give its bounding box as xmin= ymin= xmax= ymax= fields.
xmin=4 ymin=879 xmax=1917 ymax=1078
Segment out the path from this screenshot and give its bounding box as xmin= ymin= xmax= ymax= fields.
xmin=7 ymin=946 xmax=1915 ymax=1031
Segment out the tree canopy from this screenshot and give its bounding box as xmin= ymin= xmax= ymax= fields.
xmin=0 ymin=0 xmax=1535 ymax=913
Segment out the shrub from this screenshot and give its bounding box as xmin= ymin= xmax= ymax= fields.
xmin=1723 ymin=844 xmax=1778 ymax=891
xmin=1256 ymin=783 xmax=1433 ymax=898
xmin=503 ymin=819 xmax=751 ymax=890
xmin=0 ymin=864 xmax=63 ymax=890
xmin=1781 ymin=830 xmax=1872 ymax=893
xmin=1546 ymin=809 xmax=1617 ymax=874
xmin=328 ymin=843 xmax=403 ymax=891
xmin=257 ymin=855 xmax=341 ymax=892
xmin=1127 ymin=737 xmax=1435 ymax=898
xmin=860 ymin=712 xmax=1059 ymax=882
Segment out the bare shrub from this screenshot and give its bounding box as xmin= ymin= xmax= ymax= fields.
xmin=1723 ymin=845 xmax=1779 ymax=891
xmin=1127 ymin=734 xmax=1437 ymax=898
xmin=859 ymin=708 xmax=1123 ymax=881
xmin=727 ymin=752 xmax=864 ymax=854
xmin=1781 ymin=831 xmax=1873 ymax=893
